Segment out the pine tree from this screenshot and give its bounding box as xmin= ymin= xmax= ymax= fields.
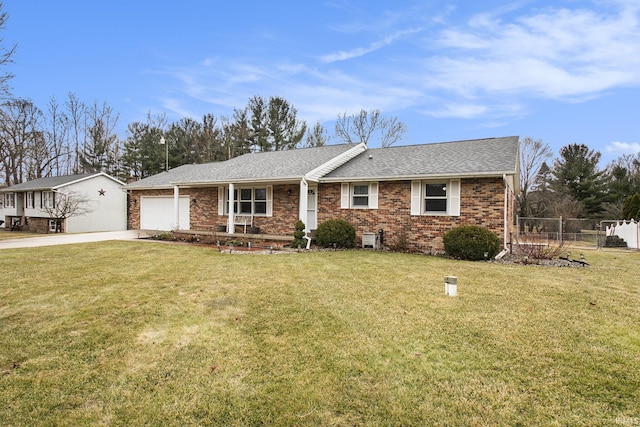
xmin=622 ymin=193 xmax=640 ymax=220
xmin=551 ymin=143 xmax=607 ymax=217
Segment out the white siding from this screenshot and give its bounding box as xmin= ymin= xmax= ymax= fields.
xmin=64 ymin=175 xmax=128 ymax=232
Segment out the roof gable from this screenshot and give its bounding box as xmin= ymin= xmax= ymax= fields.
xmin=1 ymin=173 xmax=124 ymax=192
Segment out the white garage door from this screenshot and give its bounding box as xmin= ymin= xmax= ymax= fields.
xmin=140 ymin=196 xmax=190 ymax=231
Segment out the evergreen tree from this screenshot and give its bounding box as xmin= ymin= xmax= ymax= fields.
xmin=622 ymin=193 xmax=640 ymax=220
xmin=551 ymin=143 xmax=607 ymax=218
xmin=304 ymin=121 xmax=329 ymax=147
xmin=247 ymin=96 xmax=306 ymax=151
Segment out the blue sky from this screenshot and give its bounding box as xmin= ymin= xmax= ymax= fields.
xmin=4 ymin=0 xmax=640 ymax=166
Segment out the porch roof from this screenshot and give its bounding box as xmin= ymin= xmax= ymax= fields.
xmin=126 ymin=143 xmax=361 ymax=189
xmin=321 ymin=136 xmax=520 ymax=182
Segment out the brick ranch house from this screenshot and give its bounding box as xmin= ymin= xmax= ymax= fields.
xmin=125 ymin=136 xmax=520 ymax=252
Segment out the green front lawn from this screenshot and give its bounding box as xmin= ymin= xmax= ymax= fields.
xmin=1 ymin=243 xmax=638 ymax=426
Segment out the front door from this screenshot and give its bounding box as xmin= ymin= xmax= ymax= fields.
xmin=307 ymin=187 xmax=317 ymax=230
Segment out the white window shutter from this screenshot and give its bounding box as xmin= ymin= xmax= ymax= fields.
xmin=266 ymin=185 xmax=273 ymax=216
xmin=369 ymin=182 xmax=378 ymax=209
xmin=411 ymin=181 xmax=422 ymax=215
xmin=218 ymin=187 xmax=225 ymax=215
xmin=449 ymin=179 xmax=460 ymax=216
xmin=341 ymin=183 xmax=350 ymax=209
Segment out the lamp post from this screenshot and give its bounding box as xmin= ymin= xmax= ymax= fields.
xmin=159 ymin=136 xmax=168 ymax=171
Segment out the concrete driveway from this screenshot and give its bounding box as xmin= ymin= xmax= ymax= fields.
xmin=0 ymin=230 xmax=153 ymax=249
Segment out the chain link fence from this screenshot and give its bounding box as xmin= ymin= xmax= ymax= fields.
xmin=514 ymin=216 xmax=636 ymax=250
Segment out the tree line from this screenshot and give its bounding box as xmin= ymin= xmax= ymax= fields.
xmin=0 ymin=92 xmax=405 ymax=185
xmin=517 ymin=137 xmax=640 ymax=221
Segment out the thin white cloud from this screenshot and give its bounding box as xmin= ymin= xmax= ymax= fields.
xmin=159 ymin=97 xmax=199 ymax=120
xmin=606 ymin=141 xmax=640 ymax=154
xmin=425 ymin=103 xmax=489 ymax=119
xmin=319 ymin=27 xmax=423 ymax=63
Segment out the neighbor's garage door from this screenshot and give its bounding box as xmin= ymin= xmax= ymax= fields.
xmin=140 ymin=196 xmax=190 ymax=231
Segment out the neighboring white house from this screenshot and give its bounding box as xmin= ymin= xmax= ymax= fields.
xmin=0 ymin=173 xmax=127 ymax=233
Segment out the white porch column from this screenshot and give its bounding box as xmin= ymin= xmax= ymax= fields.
xmin=299 ymin=178 xmax=308 ymax=231
xmin=174 ymin=186 xmax=180 ymax=230
xmin=227 ymin=183 xmax=235 ymax=234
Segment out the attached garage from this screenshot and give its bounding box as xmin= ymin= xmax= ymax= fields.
xmin=140 ymin=196 xmax=190 ymax=231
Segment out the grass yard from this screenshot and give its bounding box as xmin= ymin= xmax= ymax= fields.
xmin=0 ymin=230 xmax=37 ymax=240
xmin=0 ymin=242 xmax=638 ymax=426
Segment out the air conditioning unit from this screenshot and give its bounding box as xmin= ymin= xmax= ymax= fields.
xmin=362 ymin=232 xmax=376 ymax=249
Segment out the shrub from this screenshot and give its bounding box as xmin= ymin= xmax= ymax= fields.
xmin=292 ymin=220 xmax=306 ymax=249
xmin=389 ymin=229 xmax=411 ymax=252
xmin=516 ymin=233 xmax=565 ymax=259
xmin=315 ymin=219 xmax=356 ymax=248
xmin=443 ymin=225 xmax=500 ymax=260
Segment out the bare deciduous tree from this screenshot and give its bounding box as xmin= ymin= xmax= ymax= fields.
xmin=44 ymin=190 xmax=94 ymax=233
xmin=334 ymin=109 xmax=406 ymax=147
xmin=0 ymin=5 xmax=16 ymax=99
xmin=65 ymin=93 xmax=86 ymax=174
xmin=379 ymin=115 xmax=407 ymax=148
xmin=516 ymin=137 xmax=552 ymax=219
xmin=80 ymin=100 xmax=120 ymax=174
xmin=0 ymin=99 xmax=45 ymax=185
xmin=45 ymin=96 xmax=71 ymax=176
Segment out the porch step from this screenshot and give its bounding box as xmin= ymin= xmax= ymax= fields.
xmin=604 ymin=235 xmax=627 ymax=248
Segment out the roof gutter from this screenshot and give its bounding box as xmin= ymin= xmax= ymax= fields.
xmin=320 ymin=170 xmax=517 ymax=183
xmin=172 ymin=176 xmax=303 ymax=187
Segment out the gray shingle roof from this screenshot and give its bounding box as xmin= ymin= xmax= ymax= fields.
xmin=322 ymin=136 xmax=520 ymax=181
xmin=125 ymin=137 xmax=519 ymax=189
xmin=126 ymin=143 xmax=360 ymax=188
xmin=0 ymin=173 xmax=100 ymax=192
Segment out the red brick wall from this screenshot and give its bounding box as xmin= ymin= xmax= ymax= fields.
xmin=26 ymin=216 xmax=56 ymax=233
xmin=129 ymin=178 xmax=512 ymax=253
xmin=317 ymin=178 xmax=508 ymax=253
xmin=252 ymin=184 xmax=300 ymax=235
xmin=129 ymin=184 xmax=301 ymax=235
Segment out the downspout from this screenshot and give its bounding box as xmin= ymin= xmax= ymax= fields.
xmin=174 ymin=186 xmax=180 ymax=230
xmin=299 ymin=177 xmax=308 ymax=225
xmin=503 ymin=174 xmax=508 ymax=249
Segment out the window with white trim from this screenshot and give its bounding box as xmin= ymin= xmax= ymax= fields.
xmin=352 ymin=184 xmax=369 ymax=207
xmin=254 ymin=188 xmax=267 ymax=214
xmin=340 ymin=182 xmax=378 ymax=209
xmin=42 ymin=191 xmax=55 ymax=209
xmin=411 ymin=179 xmax=460 ymax=216
xmin=4 ymin=192 xmax=15 ymax=208
xmin=224 ymin=186 xmax=272 ymax=216
xmin=26 ymin=192 xmax=35 ymax=209
xmin=49 ymin=219 xmax=57 ymax=232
